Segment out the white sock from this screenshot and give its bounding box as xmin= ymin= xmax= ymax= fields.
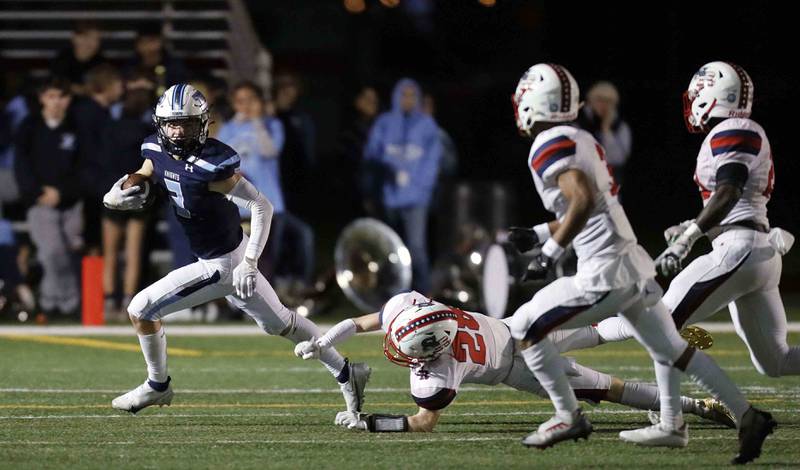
xmin=282 ymin=312 xmax=346 ymax=380
xmin=596 ymin=317 xmax=634 ymax=343
xmin=682 ymin=350 xmax=750 ymax=422
xmin=520 ymin=339 xmax=578 ymax=422
xmin=138 ymin=329 xmax=168 ymax=383
xmin=550 ymin=326 xmax=602 ymax=353
xmin=620 ymin=381 xmax=661 ymax=411
xmin=654 ymin=361 xmax=684 ymax=430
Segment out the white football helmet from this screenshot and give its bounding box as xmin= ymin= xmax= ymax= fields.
xmin=154 ymin=84 xmax=210 ymax=158
xmin=684 ymin=61 xmax=753 ymax=133
xmin=512 ymin=63 xmax=580 ymax=137
xmin=383 ymin=300 xmax=459 ymax=367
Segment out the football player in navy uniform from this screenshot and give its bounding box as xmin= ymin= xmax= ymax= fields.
xmin=102 ymin=84 xmax=370 ymax=415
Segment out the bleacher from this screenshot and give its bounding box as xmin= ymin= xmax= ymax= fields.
xmin=0 ymin=0 xmax=271 ymax=89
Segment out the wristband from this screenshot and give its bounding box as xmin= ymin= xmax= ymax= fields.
xmin=681 ymin=222 xmax=704 ymax=246
xmin=532 ymin=223 xmax=551 ymax=244
xmin=365 ymin=414 xmax=409 ymax=432
xmin=541 ymin=238 xmax=565 ymax=260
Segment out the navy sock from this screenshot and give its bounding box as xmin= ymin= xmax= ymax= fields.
xmin=336 ymin=359 xmax=350 ymax=384
xmin=148 ymin=376 xmax=171 ymax=392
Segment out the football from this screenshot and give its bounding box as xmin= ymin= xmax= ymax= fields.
xmin=121 ymin=173 xmax=154 ymax=209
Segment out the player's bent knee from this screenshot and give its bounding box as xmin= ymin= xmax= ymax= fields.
xmin=127 ymin=292 xmax=148 ymax=319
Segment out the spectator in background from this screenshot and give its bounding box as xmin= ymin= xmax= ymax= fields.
xmin=0 ymin=90 xmax=32 ymax=204
xmin=364 ymin=78 xmax=442 ymax=294
xmin=336 ymin=86 xmax=380 ymax=218
xmin=274 ymin=72 xmax=316 ymax=214
xmin=51 ymin=21 xmax=105 ymax=95
xmin=217 ymin=82 xmax=315 ymax=288
xmin=100 ymin=74 xmax=156 ymax=320
xmin=128 ymin=24 xmax=188 ymax=97
xmin=13 ymin=78 xmax=84 ymax=317
xmin=71 ymin=64 xmax=124 ymax=254
xmin=578 ymin=81 xmax=632 ymax=189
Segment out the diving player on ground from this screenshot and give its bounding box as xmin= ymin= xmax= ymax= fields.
xmin=102 ymin=84 xmax=369 ymax=415
xmin=294 ymin=291 xmax=736 ymax=432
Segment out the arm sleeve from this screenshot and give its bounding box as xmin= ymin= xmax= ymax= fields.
xmin=710 ymin=129 xmax=762 ymax=169
xmin=225 ymin=176 xmax=274 ymax=261
xmin=317 ymin=319 xmax=357 ymax=349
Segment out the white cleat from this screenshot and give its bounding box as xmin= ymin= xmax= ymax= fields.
xmin=522 ymin=409 xmax=593 ymax=449
xmin=620 ymin=422 xmax=688 ymax=448
xmin=112 ymin=378 xmax=174 ymax=414
xmin=340 ymin=361 xmax=371 ymax=412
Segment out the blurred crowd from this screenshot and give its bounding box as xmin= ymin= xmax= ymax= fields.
xmin=0 ymin=21 xmax=631 ymax=322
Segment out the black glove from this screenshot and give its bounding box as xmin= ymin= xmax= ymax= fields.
xmin=508 ymin=226 xmax=540 ymax=253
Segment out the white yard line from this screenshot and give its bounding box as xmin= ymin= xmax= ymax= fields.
xmin=1 ymin=435 xmax=798 ymax=446
xmin=2 ymin=322 xmax=799 ymax=336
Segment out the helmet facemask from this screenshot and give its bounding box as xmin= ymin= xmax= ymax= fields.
xmin=155 ymin=114 xmax=209 ymax=158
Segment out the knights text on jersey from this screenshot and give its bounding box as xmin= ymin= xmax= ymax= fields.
xmin=526 ymin=125 xmax=654 ymax=290
xmin=141 ymin=134 xmax=243 ymax=259
xmin=409 ymin=311 xmax=514 ymax=410
xmin=694 ymin=118 xmax=773 ymax=227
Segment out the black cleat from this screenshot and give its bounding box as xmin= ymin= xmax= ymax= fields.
xmin=731 ymin=407 xmax=777 ymax=465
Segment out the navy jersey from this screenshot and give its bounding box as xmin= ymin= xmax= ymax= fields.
xmin=141 ymin=134 xmax=243 ymax=259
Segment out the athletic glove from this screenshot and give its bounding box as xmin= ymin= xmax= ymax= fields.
xmin=232 ymin=257 xmax=258 ymax=298
xmin=294 ymin=338 xmax=321 ymax=360
xmin=655 ymin=223 xmax=703 ymax=277
xmin=102 ymin=175 xmax=147 ymax=210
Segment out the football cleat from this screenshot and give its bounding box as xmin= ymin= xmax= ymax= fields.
xmin=647 ymin=398 xmax=737 ymax=429
xmin=732 ymin=407 xmax=776 ymax=465
xmin=111 ymin=378 xmax=174 ymax=414
xmin=620 ymin=423 xmax=688 ymax=448
xmin=680 ymin=325 xmax=713 ymax=350
xmin=340 ymin=362 xmax=371 ymax=412
xmin=521 ymin=409 xmax=592 ymax=449
xmin=695 ymin=398 xmax=737 ymax=428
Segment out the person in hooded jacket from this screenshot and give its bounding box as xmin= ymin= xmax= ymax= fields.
xmin=363 ymin=78 xmax=442 ymax=293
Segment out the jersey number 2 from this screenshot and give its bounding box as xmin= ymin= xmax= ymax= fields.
xmin=165 ymin=179 xmax=191 ymax=218
xmin=451 ymin=309 xmax=486 ymax=365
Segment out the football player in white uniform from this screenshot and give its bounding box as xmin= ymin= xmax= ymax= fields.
xmin=294 ymin=291 xmax=736 ymax=432
xmin=102 ymin=84 xmax=369 ymax=415
xmin=504 ymin=63 xmax=773 ymax=463
xmin=585 ymin=62 xmax=798 ymax=382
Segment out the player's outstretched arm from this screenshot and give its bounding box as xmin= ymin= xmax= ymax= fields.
xmin=294 ymin=313 xmax=381 ymax=360
xmin=210 ymin=173 xmax=274 ymax=298
xmin=102 ymin=159 xmax=154 ymax=211
xmin=336 ymin=407 xmax=442 ymax=432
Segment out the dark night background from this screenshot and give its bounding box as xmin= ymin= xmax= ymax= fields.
xmin=245 ymin=0 xmax=799 ymax=278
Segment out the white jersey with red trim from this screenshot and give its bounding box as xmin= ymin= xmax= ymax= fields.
xmin=527 ymin=125 xmax=654 ymax=291
xmin=694 ymin=118 xmax=773 ymax=227
xmin=380 ymin=292 xmax=514 ymax=410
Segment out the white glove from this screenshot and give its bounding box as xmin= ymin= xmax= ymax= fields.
xmin=663 ymin=220 xmax=694 ymax=245
xmin=655 ymin=223 xmax=703 ymax=277
xmin=102 ymin=175 xmax=146 ymax=210
xmin=294 ymin=338 xmax=321 ymax=360
xmin=232 ymin=257 xmax=258 ymax=298
xmin=335 ymin=411 xmax=368 ymax=430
